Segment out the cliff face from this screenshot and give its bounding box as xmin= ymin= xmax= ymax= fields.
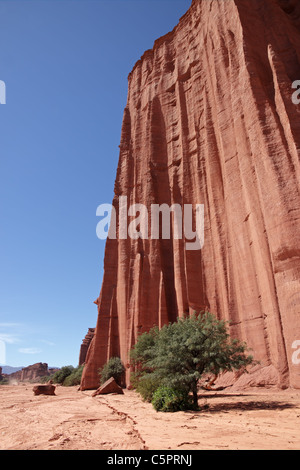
xmin=8 ymin=363 xmax=51 ymax=382
xmin=81 ymin=0 xmax=300 ymax=390
xmin=79 ymin=328 xmax=95 ymax=366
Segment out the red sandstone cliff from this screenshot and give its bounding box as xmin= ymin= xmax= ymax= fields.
xmin=8 ymin=363 xmax=53 ymax=382
xmin=79 ymin=328 xmax=95 ymax=366
xmin=81 ymin=0 xmax=300 ymax=390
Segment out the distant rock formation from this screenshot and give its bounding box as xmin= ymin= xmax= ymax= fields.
xmin=8 ymin=363 xmax=57 ymax=383
xmin=79 ymin=328 xmax=95 ymax=366
xmin=81 ymin=0 xmax=300 ymax=390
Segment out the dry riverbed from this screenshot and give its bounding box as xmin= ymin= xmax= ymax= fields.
xmin=0 ymin=384 xmax=299 ymax=450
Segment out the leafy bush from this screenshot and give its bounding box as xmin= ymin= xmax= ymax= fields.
xmin=133 ymin=373 xmax=161 ymax=402
xmin=51 ymin=365 xmax=75 ymax=385
xmin=48 ymin=365 xmax=84 ymax=386
xmin=63 ymin=365 xmax=84 ymax=386
xmin=99 ymin=357 xmax=125 ymax=386
xmin=129 ymin=327 xmax=159 ymax=399
xmin=130 ymin=327 xmax=158 ymax=374
xmin=152 ymin=386 xmax=192 ymax=412
xmin=130 ymin=311 xmax=255 ymax=409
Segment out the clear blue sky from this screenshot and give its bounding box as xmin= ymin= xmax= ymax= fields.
xmin=0 ymin=0 xmax=191 ymax=368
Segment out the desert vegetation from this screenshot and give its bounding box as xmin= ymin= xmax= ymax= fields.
xmin=130 ymin=311 xmax=255 ymax=411
xmin=98 ymin=356 xmax=125 ymax=386
xmin=41 ymin=364 xmax=84 ymax=386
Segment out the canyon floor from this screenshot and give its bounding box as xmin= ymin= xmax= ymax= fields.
xmin=0 ymin=383 xmax=299 ymax=450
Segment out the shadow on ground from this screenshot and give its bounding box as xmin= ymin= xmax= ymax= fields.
xmin=196 ymin=399 xmax=296 ymax=413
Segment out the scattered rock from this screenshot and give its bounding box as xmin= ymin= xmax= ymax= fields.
xmin=33 ymin=384 xmax=56 ymax=396
xmin=92 ymin=377 xmax=124 ymax=397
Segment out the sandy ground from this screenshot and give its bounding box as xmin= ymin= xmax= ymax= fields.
xmin=0 ymin=383 xmax=299 ymax=450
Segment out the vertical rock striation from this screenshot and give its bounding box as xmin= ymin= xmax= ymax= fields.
xmin=8 ymin=363 xmax=52 ymax=382
xmin=81 ymin=0 xmax=300 ymax=390
xmin=79 ymin=328 xmax=95 ymax=366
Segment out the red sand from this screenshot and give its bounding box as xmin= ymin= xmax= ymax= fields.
xmin=1 ymin=384 xmax=300 ymax=450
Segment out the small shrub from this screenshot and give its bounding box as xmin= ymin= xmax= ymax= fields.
xmin=135 ymin=374 xmax=161 ymax=402
xmin=51 ymin=366 xmax=75 ymax=385
xmin=99 ymin=357 xmax=125 ymax=386
xmin=63 ymin=365 xmax=84 ymax=386
xmin=151 ymin=386 xmax=192 ymax=412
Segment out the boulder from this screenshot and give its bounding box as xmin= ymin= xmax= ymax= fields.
xmin=33 ymin=384 xmax=56 ymax=396
xmin=92 ymin=377 xmax=124 ymax=396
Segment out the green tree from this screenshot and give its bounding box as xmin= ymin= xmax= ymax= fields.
xmin=131 ymin=312 xmax=255 ymax=409
xmin=98 ymin=357 xmax=125 ymax=386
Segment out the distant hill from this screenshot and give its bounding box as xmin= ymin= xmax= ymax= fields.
xmin=1 ymin=366 xmax=24 ymax=375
